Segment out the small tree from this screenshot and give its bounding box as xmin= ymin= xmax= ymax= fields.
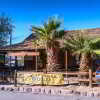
xmin=64 ymin=30 xmax=100 ymax=72
xmin=0 ymin=13 xmax=13 ymax=46
xmin=32 ymin=16 xmax=64 ymax=72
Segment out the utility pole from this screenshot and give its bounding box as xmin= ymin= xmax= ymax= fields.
xmin=10 ymin=31 xmax=12 ymax=83
xmin=35 ymin=45 xmax=38 ymax=72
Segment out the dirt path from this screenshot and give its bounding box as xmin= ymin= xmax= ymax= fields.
xmin=0 ymin=91 xmax=99 ymax=100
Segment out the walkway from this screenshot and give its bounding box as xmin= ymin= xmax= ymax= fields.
xmin=0 ymin=91 xmax=99 ymax=100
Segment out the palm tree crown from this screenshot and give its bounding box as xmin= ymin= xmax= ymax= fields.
xmin=32 ymin=17 xmax=64 ymax=48
xmin=64 ymin=31 xmax=97 ymax=55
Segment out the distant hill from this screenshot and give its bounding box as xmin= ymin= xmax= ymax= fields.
xmin=65 ymin=28 xmax=100 ymax=38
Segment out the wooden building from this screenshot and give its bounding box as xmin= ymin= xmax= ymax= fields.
xmin=0 ymin=33 xmax=66 ymax=72
xmin=0 ymin=28 xmax=100 ymax=72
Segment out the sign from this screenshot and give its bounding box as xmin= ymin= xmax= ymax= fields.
xmin=17 ymin=72 xmax=64 ymax=85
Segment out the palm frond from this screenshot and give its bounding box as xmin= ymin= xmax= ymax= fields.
xmin=32 ymin=16 xmax=63 ymax=48
xmin=63 ymin=31 xmax=99 ymax=54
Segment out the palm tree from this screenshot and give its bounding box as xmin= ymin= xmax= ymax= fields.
xmin=32 ymin=17 xmax=64 ymax=72
xmin=64 ymin=31 xmax=100 ymax=72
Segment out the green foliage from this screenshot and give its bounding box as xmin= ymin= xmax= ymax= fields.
xmin=0 ymin=13 xmax=13 ymax=46
xmin=32 ymin=16 xmax=64 ymax=48
xmin=64 ymin=31 xmax=100 ymax=55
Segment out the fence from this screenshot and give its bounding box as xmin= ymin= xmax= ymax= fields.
xmin=0 ymin=70 xmax=15 ymax=84
xmin=15 ymin=71 xmax=97 ymax=87
xmin=0 ymin=70 xmax=97 ymax=87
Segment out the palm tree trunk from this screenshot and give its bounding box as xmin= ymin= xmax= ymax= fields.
xmin=79 ymin=53 xmax=92 ymax=86
xmin=80 ymin=53 xmax=92 ymax=72
xmin=46 ymin=47 xmax=59 ymax=72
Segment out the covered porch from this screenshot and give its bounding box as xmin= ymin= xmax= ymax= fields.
xmin=0 ymin=49 xmax=43 ymax=72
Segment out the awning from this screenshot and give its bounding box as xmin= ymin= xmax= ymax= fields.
xmin=7 ymin=51 xmax=39 ymax=56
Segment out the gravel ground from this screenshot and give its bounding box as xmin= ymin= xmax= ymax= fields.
xmin=63 ymin=85 xmax=100 ymax=94
xmin=0 ymin=91 xmax=99 ymax=100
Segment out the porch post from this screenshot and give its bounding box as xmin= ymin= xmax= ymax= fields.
xmin=14 ymin=69 xmax=17 ymax=87
xmin=15 ymin=56 xmax=18 ymax=67
xmin=35 ymin=47 xmax=38 ymax=72
xmin=4 ymin=54 xmax=5 ymax=66
xmin=65 ymin=51 xmax=68 ymax=71
xmin=14 ymin=56 xmax=17 ymax=87
xmin=65 ymin=51 xmax=68 ymax=80
xmin=89 ymin=68 xmax=92 ymax=88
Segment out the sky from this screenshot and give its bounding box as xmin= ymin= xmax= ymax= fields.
xmin=0 ymin=0 xmax=100 ymax=43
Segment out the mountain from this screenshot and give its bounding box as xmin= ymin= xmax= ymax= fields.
xmin=65 ymin=28 xmax=100 ymax=38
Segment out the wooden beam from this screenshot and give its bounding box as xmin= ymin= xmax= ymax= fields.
xmin=89 ymin=68 xmax=92 ymax=88
xmin=7 ymin=51 xmax=39 ymax=56
xmin=65 ymin=51 xmax=68 ymax=71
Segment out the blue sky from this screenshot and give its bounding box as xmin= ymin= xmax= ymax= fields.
xmin=0 ymin=0 xmax=100 ymax=43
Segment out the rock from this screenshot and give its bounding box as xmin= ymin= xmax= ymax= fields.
xmin=6 ymin=87 xmax=14 ymax=91
xmin=74 ymin=91 xmax=80 ymax=95
xmin=54 ymin=90 xmax=62 ymax=95
xmin=26 ymin=88 xmax=32 ymax=92
xmin=81 ymin=92 xmax=87 ymax=96
xmin=91 ymin=93 xmax=94 ymax=97
xmin=63 ymin=90 xmax=73 ymax=95
xmin=58 ymin=90 xmax=62 ymax=94
xmin=43 ymin=89 xmax=46 ymax=94
xmin=14 ymin=87 xmax=20 ymax=92
xmin=19 ymin=87 xmax=24 ymax=92
xmin=33 ymin=88 xmax=41 ymax=94
xmin=69 ymin=90 xmax=74 ymax=94
xmin=1 ymin=87 xmax=5 ymax=91
xmin=48 ymin=89 xmax=51 ymax=94
xmin=9 ymin=88 xmax=14 ymax=91
xmin=96 ymin=93 xmax=100 ymax=97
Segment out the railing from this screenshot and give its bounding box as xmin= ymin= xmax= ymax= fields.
xmin=15 ymin=71 xmax=97 ymax=87
xmin=0 ymin=70 xmax=97 ymax=87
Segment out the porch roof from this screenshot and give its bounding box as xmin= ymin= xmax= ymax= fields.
xmin=0 ymin=40 xmax=45 ymax=52
xmin=7 ymin=51 xmax=39 ymax=56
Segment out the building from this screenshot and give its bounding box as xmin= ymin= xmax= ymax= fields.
xmin=0 ymin=28 xmax=100 ymax=72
